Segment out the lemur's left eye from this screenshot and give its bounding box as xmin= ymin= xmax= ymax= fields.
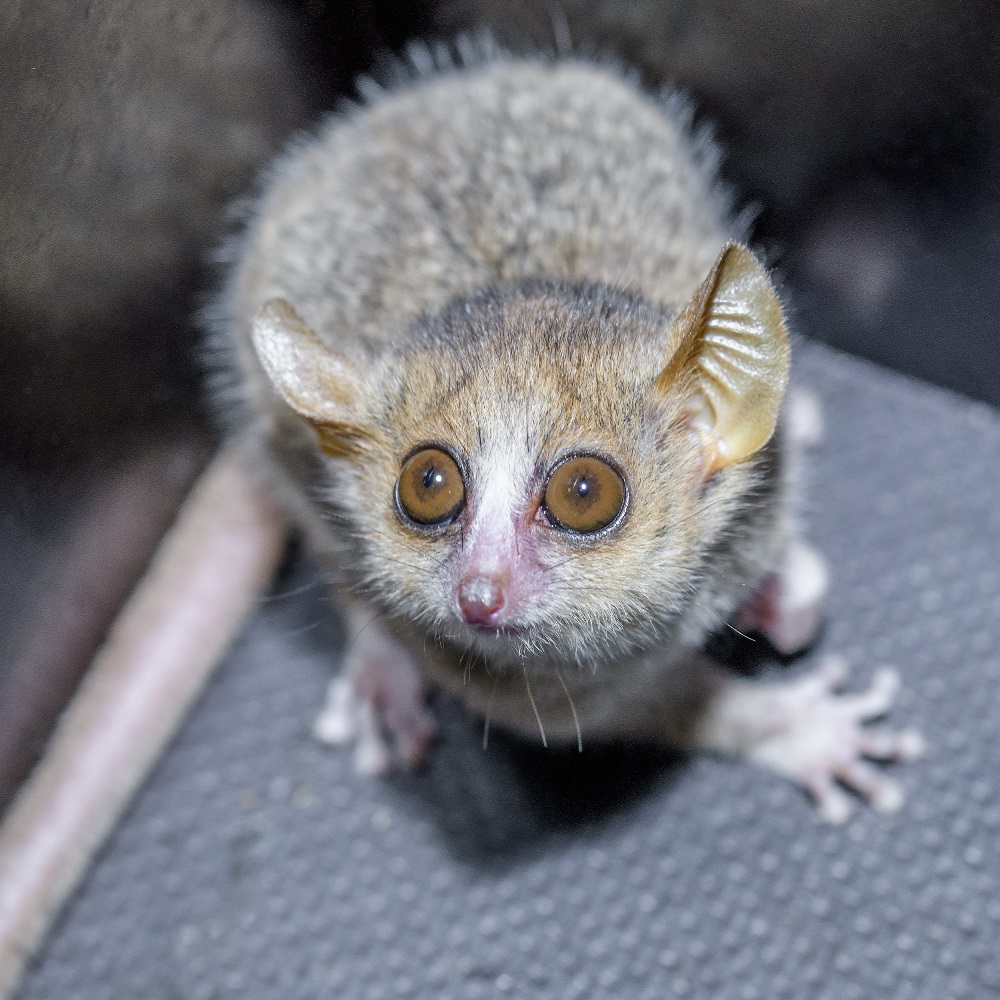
xmin=396 ymin=447 xmax=465 ymax=526
xmin=542 ymin=455 xmax=627 ymax=533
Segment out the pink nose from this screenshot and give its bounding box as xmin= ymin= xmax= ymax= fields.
xmin=458 ymin=575 xmax=506 ymax=627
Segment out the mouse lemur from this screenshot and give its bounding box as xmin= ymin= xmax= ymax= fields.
xmin=209 ymin=49 xmax=922 ymax=823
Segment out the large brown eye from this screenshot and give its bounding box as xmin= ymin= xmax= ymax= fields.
xmin=543 ymin=455 xmax=627 ymax=533
xmin=396 ymin=447 xmax=465 ymax=526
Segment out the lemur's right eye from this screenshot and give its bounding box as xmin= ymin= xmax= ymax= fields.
xmin=396 ymin=447 xmax=465 ymax=526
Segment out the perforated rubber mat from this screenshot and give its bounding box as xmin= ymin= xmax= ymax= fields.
xmin=19 ymin=341 xmax=1000 ymax=1000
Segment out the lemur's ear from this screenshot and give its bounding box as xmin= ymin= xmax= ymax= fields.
xmin=655 ymin=243 xmax=790 ymax=475
xmin=252 ymin=298 xmax=370 ymax=457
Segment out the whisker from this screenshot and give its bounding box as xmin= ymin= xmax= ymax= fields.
xmin=541 ymin=552 xmax=584 ymax=574
xmin=691 ymin=599 xmax=756 ymax=642
xmin=262 ymin=576 xmax=325 ymax=602
xmin=658 ymin=494 xmax=734 ymax=535
xmin=524 ymin=668 xmax=548 ymax=749
xmin=279 ymin=618 xmax=324 ymax=639
xmin=343 ymin=607 xmax=390 ymax=660
xmin=483 ymin=672 xmax=499 ymax=750
xmin=362 ymin=531 xmax=450 ymax=570
xmin=555 ymin=665 xmax=583 ymax=752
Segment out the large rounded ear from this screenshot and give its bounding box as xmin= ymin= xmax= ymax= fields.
xmin=655 ymin=243 xmax=790 ymax=476
xmin=251 ymin=298 xmax=371 ymax=457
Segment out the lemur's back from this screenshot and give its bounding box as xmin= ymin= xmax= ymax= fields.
xmin=224 ymin=59 xmax=736 ymax=357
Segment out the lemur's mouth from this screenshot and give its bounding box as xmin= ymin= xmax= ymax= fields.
xmin=465 ymin=620 xmax=525 ymax=637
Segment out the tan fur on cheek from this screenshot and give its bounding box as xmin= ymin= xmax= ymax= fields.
xmin=355 ymin=462 xmax=464 ymax=622
xmin=312 ymin=422 xmax=373 ymax=459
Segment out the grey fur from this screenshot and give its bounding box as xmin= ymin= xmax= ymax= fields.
xmin=211 ymin=55 xmax=789 ymax=745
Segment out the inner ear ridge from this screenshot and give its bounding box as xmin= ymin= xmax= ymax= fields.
xmin=701 ymin=335 xmax=768 ymax=375
xmin=655 ymin=243 xmax=790 ymax=470
xmin=704 ymin=317 xmax=766 ymax=350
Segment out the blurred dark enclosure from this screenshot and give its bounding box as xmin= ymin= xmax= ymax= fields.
xmin=1 ymin=0 xmax=998 ymax=810
xmin=0 ymin=0 xmax=429 ymax=810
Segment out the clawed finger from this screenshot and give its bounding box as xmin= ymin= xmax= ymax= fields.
xmin=839 ymin=666 xmax=899 ymax=719
xmin=313 ymin=676 xmax=359 ymax=746
xmin=353 ymin=701 xmax=394 ymax=776
xmin=856 ymin=727 xmax=925 ymax=762
xmin=390 ymin=709 xmax=438 ymax=768
xmin=803 ymin=770 xmax=854 ymax=825
xmin=834 ymin=757 xmax=905 ymax=813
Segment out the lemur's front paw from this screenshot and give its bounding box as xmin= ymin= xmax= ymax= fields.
xmin=704 ymin=655 xmax=924 ymax=823
xmin=313 ymin=622 xmax=436 ymax=774
xmin=742 ymin=656 xmax=924 ymax=823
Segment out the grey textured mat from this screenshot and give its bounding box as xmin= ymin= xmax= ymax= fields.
xmin=20 ymin=341 xmax=1000 ymax=1000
